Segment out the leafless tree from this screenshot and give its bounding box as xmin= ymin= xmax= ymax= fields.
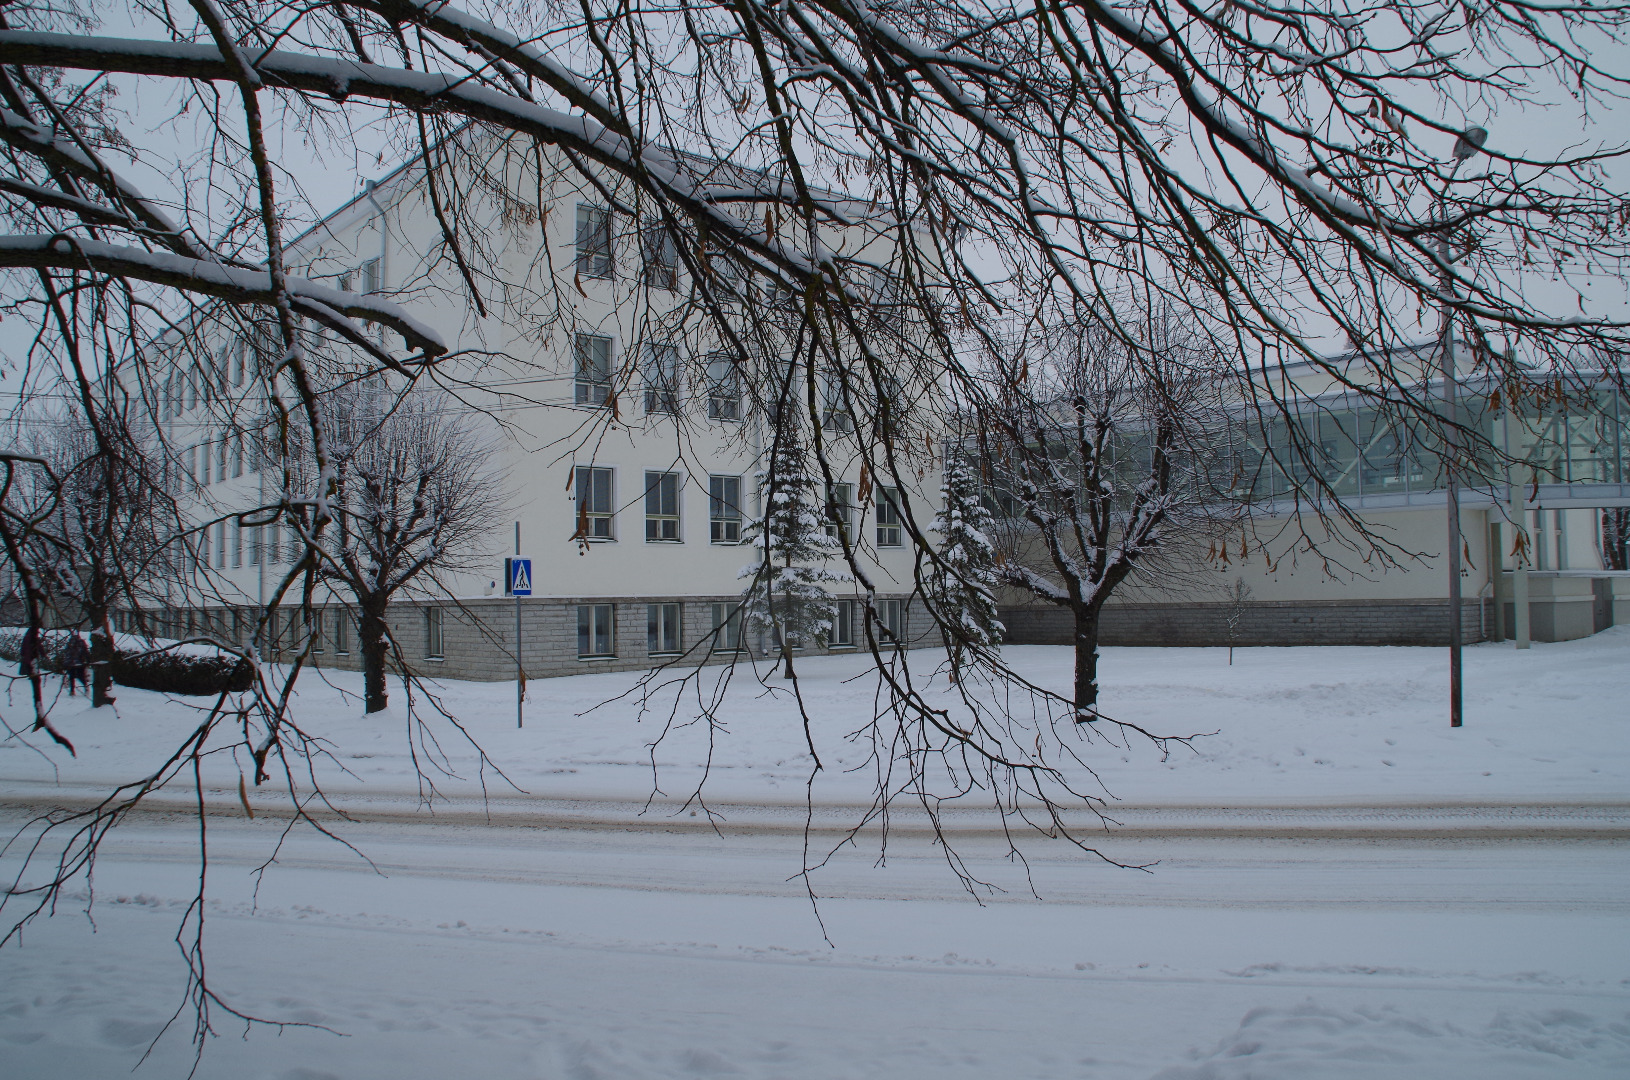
xmin=312 ymin=386 xmax=507 ymax=713
xmin=981 ymin=304 xmax=1239 ymax=712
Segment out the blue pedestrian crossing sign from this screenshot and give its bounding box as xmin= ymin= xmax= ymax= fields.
xmin=505 ymin=558 xmax=532 ymax=596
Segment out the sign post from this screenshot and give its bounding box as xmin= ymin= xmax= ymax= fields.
xmin=504 ymin=524 xmax=531 ymax=729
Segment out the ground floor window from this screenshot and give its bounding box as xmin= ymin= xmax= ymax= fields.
xmin=647 ymin=603 xmax=682 ymax=654
xmin=709 ymin=602 xmax=742 ymax=652
xmin=578 ymin=603 xmax=615 ymax=657
xmin=334 ymin=609 xmax=351 ymax=655
xmin=831 ymin=598 xmax=855 ymax=647
xmin=424 ymin=607 xmax=444 ymax=659
xmin=878 ymin=598 xmax=904 ymax=644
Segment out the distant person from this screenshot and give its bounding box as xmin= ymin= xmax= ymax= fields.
xmin=18 ymin=625 xmax=41 ymax=679
xmin=63 ymin=632 xmax=89 ymax=697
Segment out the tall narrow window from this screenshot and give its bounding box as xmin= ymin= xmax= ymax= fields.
xmin=831 ymin=598 xmax=855 ymax=647
xmin=825 ymin=483 xmax=853 ymax=542
xmin=424 ymin=607 xmax=444 ymax=659
xmin=249 ymin=525 xmax=261 ymax=567
xmin=876 ymin=487 xmax=903 ymax=547
xmin=647 ymin=603 xmax=681 ymax=654
xmin=232 ymin=436 xmax=244 ymax=478
xmin=216 ymin=521 xmax=228 ymax=569
xmin=217 ymin=440 xmax=229 ymax=484
xmin=710 ymin=602 xmax=742 ymax=652
xmin=231 ymin=520 xmax=242 ymax=569
xmin=644 ymin=471 xmax=681 ymax=541
xmin=643 ymin=221 xmax=679 ymax=290
xmin=575 ymin=204 xmax=614 ymax=279
xmin=360 ymin=258 xmax=381 ymax=294
xmin=709 ymin=475 xmax=742 ymax=543
xmin=333 ymin=609 xmax=351 ymax=655
xmin=577 ymin=604 xmax=615 ymax=657
xmin=820 ymin=372 xmax=853 ymax=432
xmin=574 ymin=334 xmax=613 ymax=407
xmin=878 ymin=598 xmax=905 ymax=644
xmin=642 ymin=344 xmax=681 ymax=415
xmin=199 ymin=523 xmax=210 ymax=567
xmin=233 ymin=339 xmax=246 ymax=386
xmin=573 ymin=466 xmax=615 ymax=540
xmin=187 ymin=369 xmax=199 ymax=411
xmin=706 ymin=352 xmax=741 ymax=421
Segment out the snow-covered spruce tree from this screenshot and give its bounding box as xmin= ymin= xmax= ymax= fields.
xmin=929 ymin=446 xmax=1003 ymax=682
xmin=738 ymin=423 xmax=848 ymax=680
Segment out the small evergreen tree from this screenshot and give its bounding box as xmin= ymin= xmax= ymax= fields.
xmin=738 ymin=423 xmax=848 ymax=679
xmin=930 ymin=447 xmax=1004 ymax=681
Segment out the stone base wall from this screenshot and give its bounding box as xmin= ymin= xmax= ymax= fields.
xmin=1001 ymin=598 xmax=1491 ymax=648
xmin=171 ymin=594 xmax=939 ymax=683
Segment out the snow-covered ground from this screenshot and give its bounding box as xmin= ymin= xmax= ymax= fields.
xmin=2 ymin=632 xmax=1628 ymax=1078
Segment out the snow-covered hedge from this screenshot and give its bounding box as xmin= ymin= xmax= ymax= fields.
xmin=0 ymin=627 xmax=252 ymax=696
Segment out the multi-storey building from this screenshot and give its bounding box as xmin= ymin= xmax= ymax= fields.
xmin=141 ymin=144 xmax=942 ymax=681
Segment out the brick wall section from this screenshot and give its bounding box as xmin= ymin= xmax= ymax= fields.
xmin=1001 ymin=598 xmax=1490 ymax=648
xmin=246 ymin=594 xmax=943 ymax=683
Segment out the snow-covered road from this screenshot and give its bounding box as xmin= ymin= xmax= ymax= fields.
xmin=3 ymin=799 xmax=1627 ymax=1079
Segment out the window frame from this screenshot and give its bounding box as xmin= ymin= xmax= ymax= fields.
xmin=709 ymin=602 xmax=743 ymax=653
xmin=876 ymin=486 xmax=903 ymax=547
xmin=424 ymin=606 xmax=445 ymax=660
xmin=577 ymin=603 xmax=616 ymax=658
xmin=574 ymin=466 xmax=616 ymax=541
xmin=825 ymin=482 xmax=853 ymax=543
xmin=709 ymin=475 xmax=743 ymax=544
xmin=705 ymin=352 xmax=742 ymax=422
xmin=831 ymin=598 xmax=856 ymax=648
xmin=575 ymin=203 xmax=614 ymax=280
xmin=878 ymin=598 xmax=905 ymax=644
xmin=574 ymin=333 xmax=614 ymax=408
xmin=644 ymin=470 xmax=682 ymax=542
xmin=642 ymin=221 xmax=679 ymax=290
xmin=647 ymin=602 xmax=682 ymax=655
xmin=642 ymin=343 xmax=682 ymax=416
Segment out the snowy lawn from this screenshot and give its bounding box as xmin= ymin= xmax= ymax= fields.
xmin=4 ymin=627 xmax=1627 ymax=806
xmin=1 ymin=632 xmax=1627 ymax=1079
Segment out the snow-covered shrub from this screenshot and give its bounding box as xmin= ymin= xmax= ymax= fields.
xmin=0 ymin=627 xmax=252 ymax=696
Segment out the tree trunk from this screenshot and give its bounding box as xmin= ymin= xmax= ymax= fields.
xmin=360 ymin=600 xmax=390 ymax=713
xmin=781 ymin=642 xmax=795 ymax=680
xmin=89 ymin=618 xmax=115 ymax=707
xmin=1073 ymin=604 xmax=1102 ymax=714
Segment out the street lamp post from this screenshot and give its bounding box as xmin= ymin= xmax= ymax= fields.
xmin=1441 ymin=126 xmax=1488 ymax=730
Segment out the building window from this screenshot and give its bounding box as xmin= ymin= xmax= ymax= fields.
xmin=709 ymin=475 xmax=742 ymax=543
xmin=647 ymin=602 xmax=681 ymax=654
xmin=233 ymin=339 xmax=246 ymax=387
xmin=578 ymin=603 xmax=615 ymax=658
xmin=232 ymin=436 xmax=244 ymax=478
xmin=876 ymin=487 xmax=903 ymax=547
xmin=199 ymin=522 xmax=210 ymax=568
xmin=231 ymin=520 xmax=242 ymax=569
xmin=643 ymin=221 xmax=679 ymax=290
xmin=217 ymin=440 xmax=229 ymax=484
xmin=360 ymin=257 xmax=381 ymax=294
xmin=573 ymin=466 xmax=615 ymax=540
xmin=825 ymin=483 xmax=853 ymax=542
xmin=187 ymin=369 xmax=199 ymax=411
xmin=706 ymin=352 xmax=741 ymax=421
xmin=878 ymin=598 xmax=905 ymax=644
xmin=820 ymin=372 xmax=852 ymax=432
xmin=424 ymin=607 xmax=444 ymax=659
xmin=710 ymin=602 xmax=743 ymax=652
xmin=574 ymin=333 xmax=613 ymax=407
xmin=334 ymin=608 xmax=351 ymax=655
xmin=831 ymin=598 xmax=855 ymax=648
xmin=575 ymin=203 xmax=614 ymax=280
xmin=642 ymin=343 xmax=681 ymax=415
xmin=645 ymin=471 xmax=681 ymax=541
